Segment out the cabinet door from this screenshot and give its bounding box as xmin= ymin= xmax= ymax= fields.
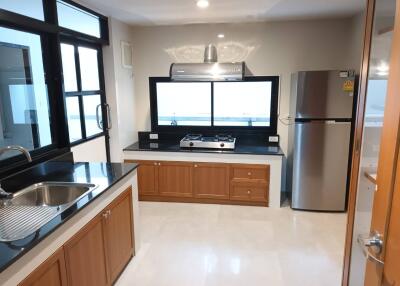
xmin=158 ymin=162 xmax=193 ymax=197
xmin=19 ymin=248 xmax=67 ymax=286
xmin=104 ymin=188 xmax=134 ymax=283
xmin=137 ymin=160 xmax=158 ymax=195
xmin=193 ymin=163 xmax=230 ymax=199
xmin=64 ymin=214 xmax=109 ymax=286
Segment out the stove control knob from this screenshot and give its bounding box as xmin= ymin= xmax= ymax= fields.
xmin=189 ymin=142 xmax=194 ymax=147
xmin=220 ymin=143 xmax=225 ymax=147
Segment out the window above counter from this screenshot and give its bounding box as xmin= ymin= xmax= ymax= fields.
xmin=149 ymin=76 xmax=280 ymax=135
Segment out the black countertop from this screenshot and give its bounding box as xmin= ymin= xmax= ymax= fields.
xmin=123 ymin=140 xmax=284 ymax=156
xmin=0 ymin=161 xmax=138 ymax=273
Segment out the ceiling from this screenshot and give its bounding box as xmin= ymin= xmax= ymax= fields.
xmin=78 ymin=0 xmax=366 ymax=26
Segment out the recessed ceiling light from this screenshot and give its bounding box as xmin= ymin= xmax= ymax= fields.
xmin=218 ymin=34 xmax=225 ymax=38
xmin=197 ymin=0 xmax=209 ymax=9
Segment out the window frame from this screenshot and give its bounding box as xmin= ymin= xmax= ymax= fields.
xmin=149 ymin=76 xmax=280 ymax=136
xmin=0 ymin=0 xmax=110 ymax=177
xmin=60 ymin=38 xmax=108 ymax=146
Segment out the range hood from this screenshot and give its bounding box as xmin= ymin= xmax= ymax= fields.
xmin=170 ymin=44 xmax=245 ymax=81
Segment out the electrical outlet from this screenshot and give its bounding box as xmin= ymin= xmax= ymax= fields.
xmin=149 ymin=133 xmax=159 ymax=140
xmin=269 ymin=136 xmax=279 ymax=143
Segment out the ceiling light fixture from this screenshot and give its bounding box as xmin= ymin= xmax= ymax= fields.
xmin=218 ymin=34 xmax=225 ymax=38
xmin=197 ymin=0 xmax=209 ymax=9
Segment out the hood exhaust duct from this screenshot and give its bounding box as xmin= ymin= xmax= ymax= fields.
xmin=170 ymin=44 xmax=245 ymax=81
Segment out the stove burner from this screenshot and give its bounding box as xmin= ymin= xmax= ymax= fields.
xmin=180 ymin=134 xmax=236 ymax=149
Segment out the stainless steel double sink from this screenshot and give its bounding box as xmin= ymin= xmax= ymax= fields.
xmin=0 ymin=182 xmax=98 ymax=242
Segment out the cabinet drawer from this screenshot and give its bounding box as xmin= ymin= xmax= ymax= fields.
xmin=230 ymin=183 xmax=268 ymax=202
xmin=231 ymin=165 xmax=269 ymax=181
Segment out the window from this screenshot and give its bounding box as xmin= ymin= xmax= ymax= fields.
xmin=0 ymin=0 xmax=44 ymax=20
xmin=60 ymin=42 xmax=105 ymax=143
xmin=0 ymin=27 xmax=53 ymax=159
xmin=156 ymin=82 xmax=212 ymax=126
xmin=150 ymin=77 xmax=279 ymax=133
xmin=214 ymin=82 xmax=272 ymax=127
xmin=57 ymin=0 xmax=101 ymax=38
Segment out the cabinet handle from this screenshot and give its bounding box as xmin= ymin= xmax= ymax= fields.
xmin=248 ymin=172 xmax=252 ymax=176
xmin=194 ymin=164 xmax=198 ymax=168
xmin=154 ymin=162 xmax=158 ymax=166
xmin=247 ymin=190 xmax=251 ymax=195
xmin=102 ymin=212 xmax=109 ymax=219
xmin=158 ymin=163 xmax=161 ymax=166
xmin=108 ymin=210 xmax=111 ymax=216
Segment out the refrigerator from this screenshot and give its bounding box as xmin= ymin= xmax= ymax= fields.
xmin=287 ymin=70 xmax=355 ymax=211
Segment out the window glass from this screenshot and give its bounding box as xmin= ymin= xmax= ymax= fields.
xmin=214 ymin=82 xmax=272 ymax=126
xmin=0 ymin=0 xmax=44 ymax=20
xmin=156 ymin=82 xmax=212 ymax=126
xmin=0 ymin=27 xmax=52 ymax=159
xmin=65 ymin=97 xmax=82 ymax=142
xmin=60 ymin=43 xmax=78 ymax=92
xmin=57 ymin=0 xmax=101 ymax=38
xmin=83 ymin=94 xmax=102 ymax=137
xmin=78 ymin=47 xmax=100 ymax=91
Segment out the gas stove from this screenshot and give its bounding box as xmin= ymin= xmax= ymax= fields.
xmin=180 ymin=134 xmax=236 ymax=150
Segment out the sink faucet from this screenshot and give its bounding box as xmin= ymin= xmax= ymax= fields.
xmin=0 ymin=145 xmax=32 ymax=162
xmin=0 ymin=146 xmax=32 ymax=199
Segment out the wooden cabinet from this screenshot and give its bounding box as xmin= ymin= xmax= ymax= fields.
xmin=132 ymin=159 xmax=270 ymax=206
xmin=104 ymin=187 xmax=134 ymax=282
xmin=23 ymin=187 xmax=135 ymax=286
xmin=158 ymin=162 xmax=192 ymax=197
xmin=193 ymin=163 xmax=230 ymax=199
xmin=230 ymin=164 xmax=270 ymax=205
xmin=19 ymin=248 xmax=68 ymax=286
xmin=64 ymin=213 xmax=109 ymax=286
xmin=137 ymin=161 xmax=158 ymax=195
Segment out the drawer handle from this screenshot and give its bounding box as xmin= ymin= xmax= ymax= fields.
xmin=154 ymin=162 xmax=158 ymax=166
xmin=248 ymin=172 xmax=252 ymax=176
xmin=194 ymin=164 xmax=198 ymax=168
xmin=247 ymin=190 xmax=251 ymax=195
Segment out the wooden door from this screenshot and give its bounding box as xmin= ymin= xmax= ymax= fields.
xmin=64 ymin=214 xmax=109 ymax=286
xmin=158 ymin=162 xmax=193 ymax=197
xmin=193 ymin=163 xmax=230 ymax=199
xmin=137 ymin=160 xmax=158 ymax=195
xmin=362 ymin=0 xmax=400 ymax=284
xmin=104 ymin=188 xmax=134 ymax=283
xmin=19 ymin=248 xmax=67 ymax=286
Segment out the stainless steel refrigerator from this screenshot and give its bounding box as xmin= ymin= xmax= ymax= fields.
xmin=287 ymin=70 xmax=355 ymax=211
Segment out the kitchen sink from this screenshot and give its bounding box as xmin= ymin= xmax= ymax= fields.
xmin=0 ymin=182 xmax=98 ymax=242
xmin=8 ymin=182 xmax=97 ymax=207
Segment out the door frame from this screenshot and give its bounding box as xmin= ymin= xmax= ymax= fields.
xmin=342 ymin=0 xmax=376 ymax=283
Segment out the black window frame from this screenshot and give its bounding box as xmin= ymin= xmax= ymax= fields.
xmin=149 ymin=76 xmax=280 ymax=136
xmin=60 ymin=38 xmax=108 ymax=146
xmin=0 ymin=0 xmax=110 ymax=178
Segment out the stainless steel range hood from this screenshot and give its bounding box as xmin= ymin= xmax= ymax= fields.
xmin=170 ymin=44 xmax=245 ymax=81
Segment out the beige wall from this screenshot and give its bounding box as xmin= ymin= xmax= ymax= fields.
xmin=103 ymin=18 xmax=137 ymax=162
xmin=130 ymin=17 xmax=364 ymax=154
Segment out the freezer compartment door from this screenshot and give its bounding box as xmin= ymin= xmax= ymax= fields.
xmin=291 ymin=121 xmax=351 ymax=211
xmin=295 ymin=71 xmax=355 ymax=119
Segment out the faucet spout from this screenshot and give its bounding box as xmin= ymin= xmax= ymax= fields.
xmin=0 ymin=146 xmax=32 ymax=162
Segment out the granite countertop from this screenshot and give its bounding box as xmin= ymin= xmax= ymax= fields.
xmin=0 ymin=161 xmax=138 ymax=272
xmin=123 ymin=140 xmax=284 ymax=156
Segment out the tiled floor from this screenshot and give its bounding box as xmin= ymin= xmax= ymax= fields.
xmin=116 ymin=202 xmax=347 ymax=286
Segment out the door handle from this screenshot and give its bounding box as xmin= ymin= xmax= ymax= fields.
xmin=96 ymin=104 xmax=103 ymax=130
xmin=105 ymin=103 xmax=112 ymax=130
xmin=357 ymin=231 xmax=384 ymax=266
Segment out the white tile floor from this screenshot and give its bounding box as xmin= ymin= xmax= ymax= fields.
xmin=116 ymin=202 xmax=347 ymax=286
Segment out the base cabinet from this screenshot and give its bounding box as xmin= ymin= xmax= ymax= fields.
xmin=128 ymin=160 xmax=270 ymax=206
xmin=20 ymin=187 xmax=134 ymax=286
xmin=64 ymin=213 xmax=109 ymax=286
xmin=19 ymin=249 xmax=68 ymax=286
xmin=193 ymin=163 xmax=230 ymax=199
